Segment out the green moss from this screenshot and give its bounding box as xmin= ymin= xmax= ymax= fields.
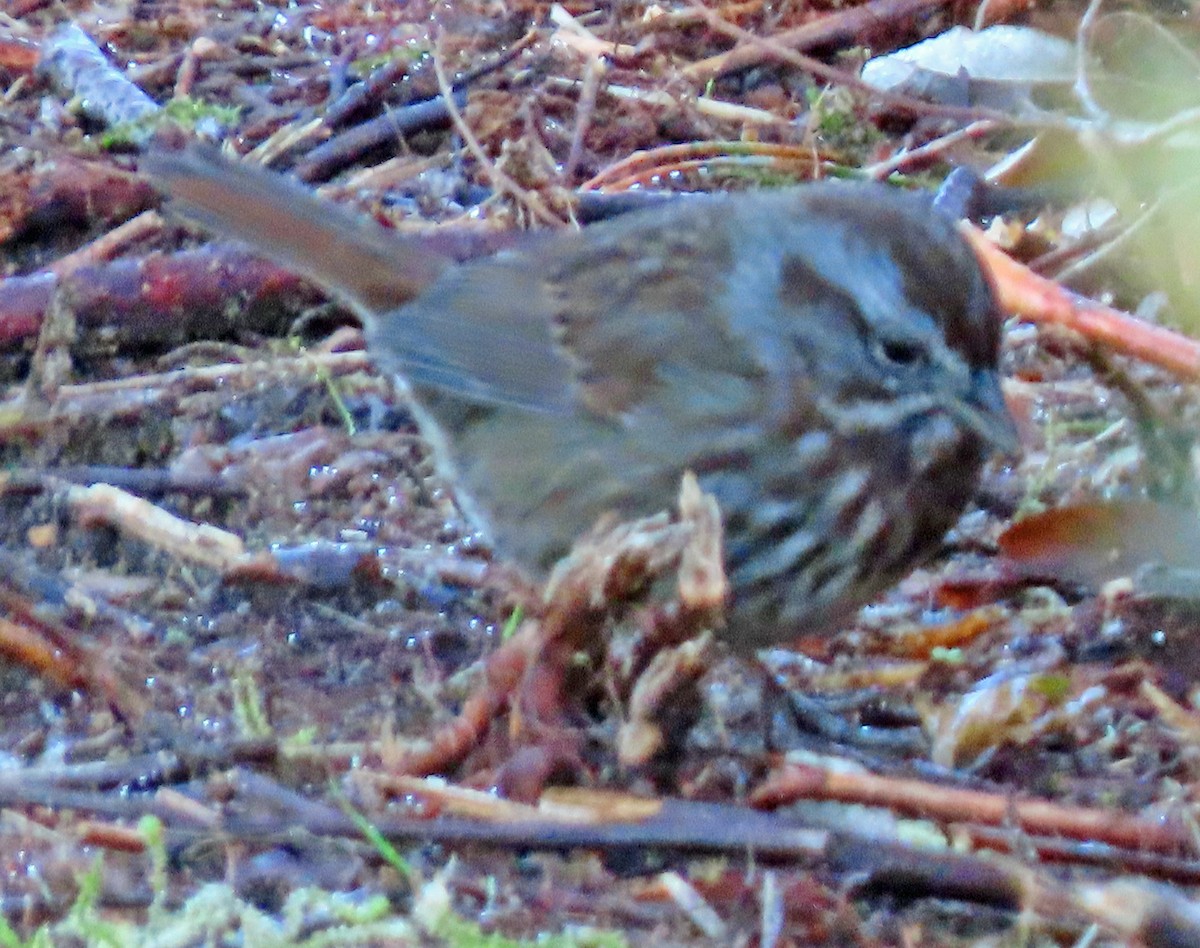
xmin=99 ymin=97 xmax=241 ymax=148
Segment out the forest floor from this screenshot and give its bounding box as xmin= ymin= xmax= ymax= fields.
xmin=2 ymin=0 xmax=1200 ymax=944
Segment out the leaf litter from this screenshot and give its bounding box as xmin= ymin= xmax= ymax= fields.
xmin=3 ymin=0 xmax=1200 ymax=944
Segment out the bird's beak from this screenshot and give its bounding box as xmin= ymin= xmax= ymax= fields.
xmin=956 ymin=370 xmax=1020 ymax=454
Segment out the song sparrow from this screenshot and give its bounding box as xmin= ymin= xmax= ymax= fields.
xmin=142 ymin=145 xmax=1016 ymax=650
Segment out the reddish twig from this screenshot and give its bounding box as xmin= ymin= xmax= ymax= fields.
xmin=0 ymin=32 xmax=40 ymax=73
xmin=753 ymin=762 xmax=1190 ymax=855
xmin=48 ymin=210 xmax=166 ymax=277
xmin=0 ymin=612 xmax=147 ymax=724
xmin=965 ymin=225 xmax=1200 ymax=383
xmin=0 ymin=156 xmax=158 ymax=244
xmin=0 ymin=246 xmax=326 ymax=350
xmin=385 ymin=476 xmax=721 ymax=777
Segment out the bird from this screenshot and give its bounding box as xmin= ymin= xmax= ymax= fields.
xmin=141 ymin=143 xmax=1016 ymax=650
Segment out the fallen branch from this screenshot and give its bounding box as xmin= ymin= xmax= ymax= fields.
xmin=0 ymin=246 xmax=327 ymax=350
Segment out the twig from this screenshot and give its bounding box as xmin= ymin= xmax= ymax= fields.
xmin=0 ymin=32 xmax=39 ymax=74
xmin=0 ymin=352 xmax=372 ymax=447
xmin=584 ymin=140 xmax=825 ymax=191
xmin=967 ymin=824 xmax=1200 ymax=885
xmin=430 ymin=38 xmax=563 ymax=227
xmin=862 ymin=120 xmax=1001 ymax=180
xmin=0 ymin=246 xmax=327 ymax=350
xmin=0 ymin=465 xmax=242 ymax=499
xmin=0 ymin=156 xmax=158 ymax=244
xmin=964 ymin=225 xmax=1200 ymax=382
xmin=685 ymin=0 xmax=1011 ymax=134
xmin=0 ymin=739 xmax=276 ymax=792
xmin=292 ymin=93 xmax=464 ymax=182
xmin=200 ymin=789 xmax=1200 ymax=940
xmin=753 ymin=761 xmax=1190 ymax=854
xmin=563 ymin=54 xmax=603 ymax=184
xmin=383 ymin=475 xmax=716 ymax=776
xmin=48 ymin=210 xmax=165 ymax=277
xmin=0 ymin=610 xmax=146 ymax=723
xmin=69 ymin=483 xmax=246 ymax=572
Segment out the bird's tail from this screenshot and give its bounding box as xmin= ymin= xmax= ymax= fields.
xmin=140 ymin=142 xmax=451 ymax=316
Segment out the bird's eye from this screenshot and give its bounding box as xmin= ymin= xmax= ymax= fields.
xmin=874 ymin=338 xmax=925 ymax=367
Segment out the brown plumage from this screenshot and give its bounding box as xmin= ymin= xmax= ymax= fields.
xmin=143 ymin=145 xmax=1016 ymax=649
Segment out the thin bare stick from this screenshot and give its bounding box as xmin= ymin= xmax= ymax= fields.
xmin=429 ymin=38 xmax=562 ymax=228
xmin=48 ymin=209 xmax=165 ymax=277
